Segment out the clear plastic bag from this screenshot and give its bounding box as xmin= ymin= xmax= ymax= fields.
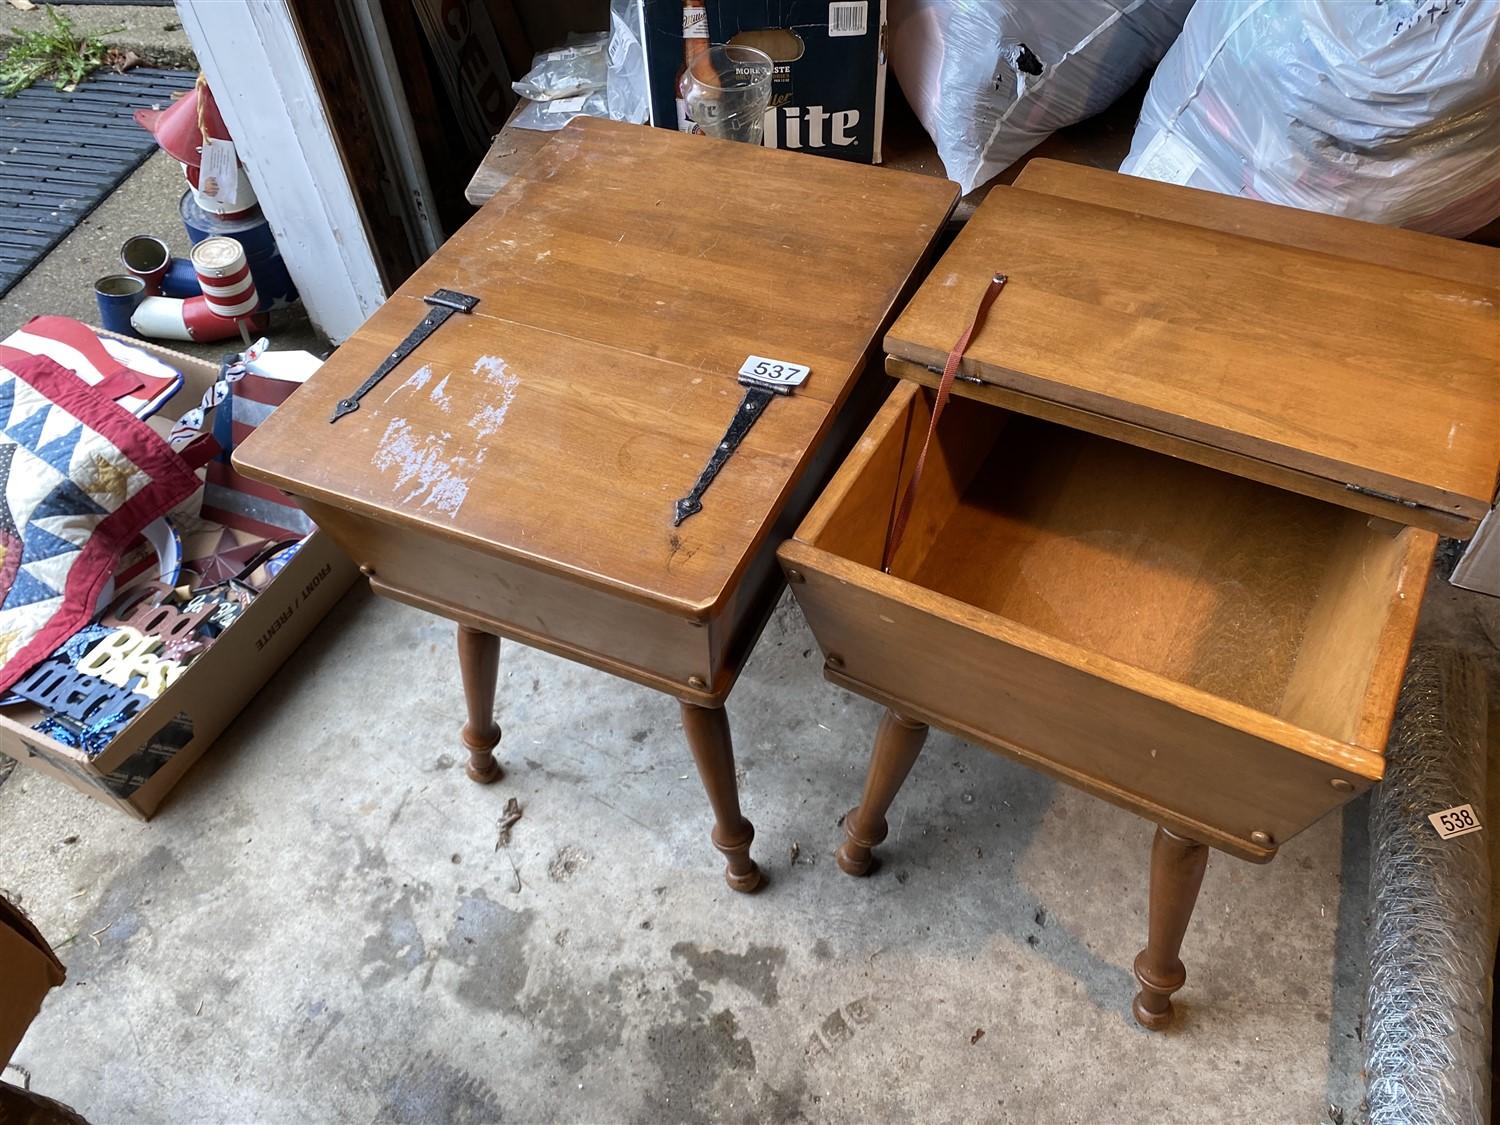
xmin=511 ymin=33 xmax=608 ymax=102
xmin=888 ymin=0 xmax=1191 ymax=194
xmin=511 ymin=88 xmax=610 ymax=132
xmin=511 ymin=31 xmax=612 ymax=133
xmin=1121 ymin=0 xmax=1500 ymax=237
xmin=606 ymin=0 xmax=649 ymax=125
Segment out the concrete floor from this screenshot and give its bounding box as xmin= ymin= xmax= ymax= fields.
xmin=4 ymin=558 xmax=1494 ymax=1122
xmin=4 ymin=586 xmax=1383 ymax=1123
xmin=3 ymin=133 xmax=1500 ymax=1125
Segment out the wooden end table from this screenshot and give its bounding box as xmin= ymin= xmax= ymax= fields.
xmin=236 ymin=117 xmax=956 ymax=890
xmin=781 ymin=160 xmax=1499 ymax=1024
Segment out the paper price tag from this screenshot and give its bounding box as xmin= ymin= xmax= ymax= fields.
xmin=1428 ymin=803 xmax=1483 ymax=839
xmin=199 ymin=137 xmax=239 ymax=201
xmin=1132 ymin=130 xmax=1197 ymax=186
xmin=547 ymin=94 xmax=589 ymax=114
xmin=738 ymin=355 xmax=810 ymax=389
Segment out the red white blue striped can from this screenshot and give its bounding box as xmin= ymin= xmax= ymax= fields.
xmin=191 ymin=236 xmax=260 ymax=319
xmin=129 ymin=295 xmax=268 ymax=343
xmin=181 ymin=192 xmax=297 ymax=310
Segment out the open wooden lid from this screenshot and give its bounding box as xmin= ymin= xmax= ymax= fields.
xmin=885 ymin=185 xmax=1500 ymax=536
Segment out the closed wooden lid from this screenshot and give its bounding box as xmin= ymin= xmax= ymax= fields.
xmin=885 ymin=183 xmax=1500 ymax=533
xmin=234 ymin=117 xmax=957 ymax=616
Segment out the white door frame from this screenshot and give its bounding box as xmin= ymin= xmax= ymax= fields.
xmin=177 ymin=0 xmax=387 ymax=343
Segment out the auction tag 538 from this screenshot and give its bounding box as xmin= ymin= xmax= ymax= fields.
xmin=739 ymin=355 xmax=811 ymax=389
xmin=1428 ymin=803 xmax=1483 ymax=839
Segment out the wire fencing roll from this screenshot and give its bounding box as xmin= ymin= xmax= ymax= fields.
xmin=1366 ymin=645 xmax=1490 ymax=1125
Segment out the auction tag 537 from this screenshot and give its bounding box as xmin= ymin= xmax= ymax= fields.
xmin=739 ymin=355 xmax=811 ymax=389
xmin=1428 ymin=803 xmax=1483 ymax=839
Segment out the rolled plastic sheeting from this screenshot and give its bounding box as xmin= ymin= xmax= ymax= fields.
xmin=1366 ymin=645 xmax=1491 ymax=1125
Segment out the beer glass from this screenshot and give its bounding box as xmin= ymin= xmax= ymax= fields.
xmin=681 ymin=44 xmax=774 ymax=144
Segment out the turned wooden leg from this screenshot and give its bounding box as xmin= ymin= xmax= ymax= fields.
xmin=1132 ymin=826 xmax=1209 ymax=1030
xmin=836 ymin=709 xmax=929 ymax=877
xmin=457 ymin=624 xmax=503 ymax=784
xmin=680 ymin=702 xmax=762 ymax=893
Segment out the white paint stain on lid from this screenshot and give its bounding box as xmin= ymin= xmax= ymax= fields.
xmin=1435 ymin=292 xmax=1495 ymax=309
xmin=422 ymin=465 xmax=475 ymax=515
xmin=429 ymin=374 xmax=452 ymax=412
xmin=471 ymin=356 xmax=519 ymax=440
xmin=369 ymin=357 xmax=520 ymax=517
xmin=372 ymin=416 xmax=478 ymax=518
xmin=384 ymin=362 xmax=434 ymax=402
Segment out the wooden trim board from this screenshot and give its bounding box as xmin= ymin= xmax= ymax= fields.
xmin=177 ymin=0 xmax=388 ymax=341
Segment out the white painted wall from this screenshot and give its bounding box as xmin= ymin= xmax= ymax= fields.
xmin=176 ymin=0 xmax=388 ymax=343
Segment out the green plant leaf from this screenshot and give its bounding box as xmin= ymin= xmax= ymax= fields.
xmin=0 ymin=4 xmax=110 ymax=97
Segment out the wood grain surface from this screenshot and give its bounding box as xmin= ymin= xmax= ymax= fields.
xmin=1014 ymin=158 xmax=1500 ymax=291
xmin=235 ymin=116 xmax=957 ymax=617
xmin=886 ymin=185 xmax=1500 ymax=526
xmin=464 ymin=98 xmax=551 ymax=206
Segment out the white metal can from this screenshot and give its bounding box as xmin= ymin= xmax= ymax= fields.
xmin=190 ymin=237 xmax=260 ymax=319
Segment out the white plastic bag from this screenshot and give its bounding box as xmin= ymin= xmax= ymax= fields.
xmin=1121 ymin=0 xmax=1500 ymax=237
xmin=889 ymin=0 xmax=1192 ymax=194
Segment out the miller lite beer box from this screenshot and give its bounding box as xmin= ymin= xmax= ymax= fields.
xmin=641 ymin=0 xmax=887 ymax=163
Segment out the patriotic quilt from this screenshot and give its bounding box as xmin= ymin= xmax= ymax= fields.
xmin=0 ymin=355 xmax=201 ymax=692
xmin=1 ymin=316 xmax=183 ymax=419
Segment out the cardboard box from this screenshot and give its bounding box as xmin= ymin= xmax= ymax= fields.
xmin=641 ymin=0 xmax=887 ymax=163
xmin=0 ymin=338 xmax=357 ymax=818
xmin=0 ymin=896 xmax=65 ymax=1067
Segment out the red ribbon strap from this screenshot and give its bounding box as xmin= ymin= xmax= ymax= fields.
xmin=881 ymin=273 xmax=1008 ymax=574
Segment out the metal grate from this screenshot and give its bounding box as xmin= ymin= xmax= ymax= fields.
xmin=0 ymin=67 xmax=197 ymax=296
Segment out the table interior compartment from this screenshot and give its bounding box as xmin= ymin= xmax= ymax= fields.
xmin=810 ymin=386 xmax=1426 ymax=750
